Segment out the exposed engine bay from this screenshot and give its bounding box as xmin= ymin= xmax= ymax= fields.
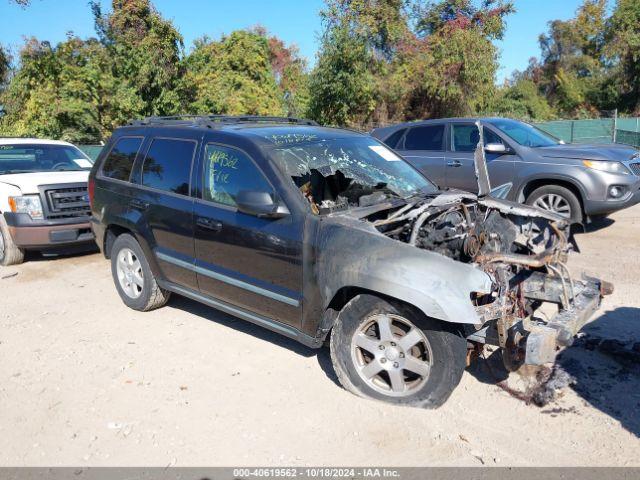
xmin=272 ymin=133 xmax=611 ymax=370
xmin=353 ymin=191 xmax=613 ymax=370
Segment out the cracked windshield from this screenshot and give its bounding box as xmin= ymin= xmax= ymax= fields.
xmin=269 ymin=136 xmax=437 ymax=214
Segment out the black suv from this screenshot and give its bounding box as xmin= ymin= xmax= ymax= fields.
xmin=90 ymin=116 xmax=608 ymax=408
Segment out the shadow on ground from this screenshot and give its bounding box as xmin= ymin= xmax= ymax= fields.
xmin=468 ymin=307 xmax=640 ymax=437
xmin=557 ymin=307 xmax=640 ymax=438
xmin=579 ymin=216 xmax=615 ymax=234
xmin=25 ymin=244 xmax=99 ymax=263
xmin=166 ymin=295 xmax=341 ymax=386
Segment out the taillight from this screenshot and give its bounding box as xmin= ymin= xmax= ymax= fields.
xmin=88 ymin=177 xmax=95 ymax=210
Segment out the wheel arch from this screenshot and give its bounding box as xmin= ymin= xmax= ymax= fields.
xmin=320 ymin=285 xmax=467 ymax=342
xmin=518 ymin=176 xmax=586 ymax=216
xmin=103 ymin=222 xmax=163 ymax=279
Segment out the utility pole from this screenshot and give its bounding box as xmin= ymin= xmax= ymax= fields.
xmin=612 ymin=109 xmax=618 ymax=143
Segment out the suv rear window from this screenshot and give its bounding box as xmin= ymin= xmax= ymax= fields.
xmin=142 ymin=138 xmax=196 ymax=196
xmin=101 ymin=137 xmax=143 ymax=181
xmin=404 ymin=125 xmax=445 ymax=151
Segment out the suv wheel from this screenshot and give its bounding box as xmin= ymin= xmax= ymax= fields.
xmin=110 ymin=233 xmax=170 ymax=311
xmin=330 ymin=294 xmax=467 ymax=408
xmin=0 ymin=215 xmax=25 ymax=266
xmin=526 ymin=185 xmax=582 ymax=223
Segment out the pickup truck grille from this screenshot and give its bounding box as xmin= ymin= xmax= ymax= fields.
xmin=44 ymin=186 xmax=91 ymax=219
xmin=629 ymin=162 xmax=640 ymax=176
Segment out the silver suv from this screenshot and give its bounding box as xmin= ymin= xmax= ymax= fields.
xmin=372 ymin=117 xmax=640 ymax=223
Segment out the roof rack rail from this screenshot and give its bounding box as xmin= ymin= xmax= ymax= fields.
xmin=128 ymin=115 xmax=319 ymax=127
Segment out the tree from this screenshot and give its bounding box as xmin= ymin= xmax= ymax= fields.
xmin=263 ymin=30 xmax=310 ymax=117
xmin=0 ymin=36 xmax=142 ymax=142
xmin=490 ymin=79 xmax=555 ymax=120
xmin=0 ymin=46 xmax=9 ymax=87
xmin=179 ymin=30 xmax=284 ymax=116
xmin=308 ymin=0 xmax=514 ymax=127
xmin=307 ymin=24 xmax=376 ymax=127
xmin=606 ymin=0 xmax=640 ymax=113
xmin=91 ymin=0 xmax=184 ymax=116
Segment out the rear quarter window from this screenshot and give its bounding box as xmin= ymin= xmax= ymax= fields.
xmin=101 ymin=137 xmax=143 ymax=182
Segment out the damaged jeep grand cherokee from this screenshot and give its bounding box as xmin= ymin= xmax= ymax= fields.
xmin=91 ymin=116 xmax=611 ymax=408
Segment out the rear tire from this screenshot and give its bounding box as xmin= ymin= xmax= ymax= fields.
xmin=525 ymin=185 xmax=582 ymax=223
xmin=0 ymin=215 xmax=25 ymax=266
xmin=110 ymin=233 xmax=170 ymax=311
xmin=329 ymin=294 xmax=467 ymax=408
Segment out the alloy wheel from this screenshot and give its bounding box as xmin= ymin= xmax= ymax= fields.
xmin=533 ymin=193 xmax=571 ymax=218
xmin=350 ymin=313 xmax=432 ymax=397
xmin=116 ymin=248 xmax=144 ymax=299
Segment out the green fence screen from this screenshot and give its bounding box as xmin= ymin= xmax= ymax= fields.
xmin=78 ymin=145 xmax=104 ymax=161
xmin=535 ymin=117 xmax=640 ymax=147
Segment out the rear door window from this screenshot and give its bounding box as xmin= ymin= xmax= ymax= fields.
xmin=142 ymin=138 xmax=196 ymax=196
xmin=203 ymin=144 xmax=273 ymax=207
xmin=404 ymin=125 xmax=445 ymax=151
xmin=101 ymin=137 xmax=143 ymax=182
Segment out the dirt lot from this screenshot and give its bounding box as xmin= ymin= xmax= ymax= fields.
xmin=1 ymin=205 xmax=639 ymax=467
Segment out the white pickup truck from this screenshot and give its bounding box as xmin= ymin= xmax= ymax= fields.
xmin=0 ymin=138 xmax=96 ymax=266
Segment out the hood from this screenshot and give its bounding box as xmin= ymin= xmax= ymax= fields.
xmin=537 ymin=143 xmax=639 ymax=162
xmin=0 ymin=171 xmax=89 ymax=194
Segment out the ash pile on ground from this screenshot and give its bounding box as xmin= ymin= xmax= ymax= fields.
xmin=475 ymin=334 xmax=640 ymax=409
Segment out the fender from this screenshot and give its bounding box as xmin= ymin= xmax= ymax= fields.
xmin=315 ymin=219 xmax=493 ymax=325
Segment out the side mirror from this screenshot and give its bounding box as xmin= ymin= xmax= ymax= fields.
xmin=484 ymin=143 xmax=508 ymax=154
xmin=236 ymin=190 xmax=289 ymax=219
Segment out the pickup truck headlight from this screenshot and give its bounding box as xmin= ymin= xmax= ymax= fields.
xmin=582 ymin=160 xmax=631 ymax=175
xmin=8 ymin=195 xmax=44 ymax=220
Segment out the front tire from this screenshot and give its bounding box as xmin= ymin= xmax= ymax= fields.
xmin=0 ymin=215 xmax=25 ymax=266
xmin=330 ymin=294 xmax=467 ymax=408
xmin=110 ymin=233 xmax=170 ymax=311
xmin=526 ymin=185 xmax=582 ymax=223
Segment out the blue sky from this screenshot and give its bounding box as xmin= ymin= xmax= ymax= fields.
xmin=0 ymin=0 xmax=585 ymax=83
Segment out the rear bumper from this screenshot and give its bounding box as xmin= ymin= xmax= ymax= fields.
xmin=4 ymin=212 xmax=95 ymax=249
xmin=524 ymin=275 xmax=612 ymax=365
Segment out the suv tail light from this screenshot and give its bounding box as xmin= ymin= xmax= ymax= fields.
xmin=88 ymin=177 xmax=95 ymax=209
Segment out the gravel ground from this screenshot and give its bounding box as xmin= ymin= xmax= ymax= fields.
xmin=0 ymin=204 xmax=639 ymax=466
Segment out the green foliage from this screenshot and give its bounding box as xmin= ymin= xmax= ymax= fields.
xmin=92 ymin=0 xmax=184 ymax=116
xmin=489 ymin=79 xmax=555 ymax=121
xmin=606 ymin=0 xmax=640 ymax=113
xmin=513 ymin=0 xmax=638 ymax=118
xmin=307 ymin=25 xmax=376 ymax=127
xmin=0 ymin=1 xmax=305 ymax=140
xmin=180 ymin=30 xmax=284 ymax=116
xmin=309 ymin=0 xmax=513 ymax=126
xmin=0 ymin=36 xmax=142 ymax=142
xmin=0 ymin=45 xmax=9 ymax=87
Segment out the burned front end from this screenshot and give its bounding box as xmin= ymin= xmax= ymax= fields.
xmin=369 ymin=192 xmax=612 ymax=369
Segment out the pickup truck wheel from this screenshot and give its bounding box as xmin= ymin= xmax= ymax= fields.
xmin=110 ymin=233 xmax=170 ymax=311
xmin=330 ymin=294 xmax=466 ymax=408
xmin=525 ymin=185 xmax=582 ymax=223
xmin=0 ymin=215 xmax=25 ymax=266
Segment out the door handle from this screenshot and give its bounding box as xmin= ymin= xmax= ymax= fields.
xmin=196 ymin=217 xmax=223 ymax=232
xmin=447 ymin=160 xmax=462 ymax=167
xmin=130 ymin=199 xmax=150 ymax=210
